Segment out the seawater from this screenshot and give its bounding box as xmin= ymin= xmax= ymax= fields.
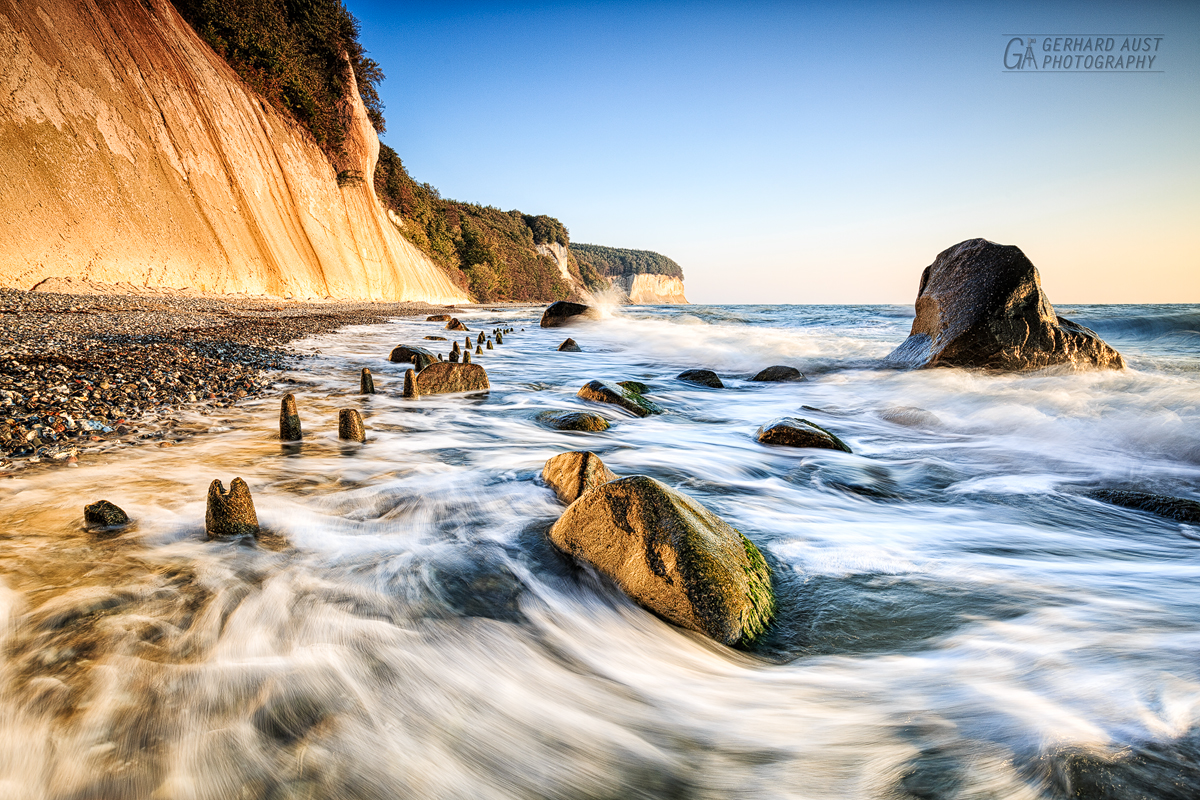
xmin=1 ymin=303 xmax=1199 ymax=799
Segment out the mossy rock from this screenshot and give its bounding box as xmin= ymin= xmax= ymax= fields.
xmin=578 ymin=380 xmax=663 ymax=417
xmin=541 ymin=450 xmax=618 ymax=504
xmin=535 ymin=410 xmax=611 ymax=433
xmin=548 ymin=476 xmax=774 ymax=646
xmin=756 ymin=417 xmax=851 ymax=452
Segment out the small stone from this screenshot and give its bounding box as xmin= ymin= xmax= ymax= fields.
xmin=478 ymin=332 xmax=486 ymax=345
xmin=751 ymin=366 xmax=805 ymax=382
xmin=206 ymin=478 xmax=259 ymax=538
xmin=360 ymin=368 xmax=375 ymax=394
xmin=486 ymin=340 xmax=493 ymax=350
xmin=465 ymin=337 xmax=472 ymax=351
xmin=424 ymin=335 xmax=447 ymax=341
xmin=84 ymin=499 xmax=129 ymax=528
xmin=756 ymin=417 xmax=851 ymax=452
xmin=279 ymin=394 xmax=302 ymax=441
xmin=449 ymin=349 xmax=459 ymax=363
xmin=677 ymin=369 xmax=724 ymax=388
xmin=558 ymin=338 xmax=581 ymax=352
xmin=339 ymin=409 xmax=366 ymax=442
xmin=536 ymin=410 xmax=611 ymax=432
xmin=403 ymin=368 xmax=418 ymax=398
xmin=475 ymin=345 xmax=483 ymax=355
xmin=426 ymin=314 xmax=451 ymax=322
xmin=542 ymin=451 xmax=617 ymax=504
xmin=496 ymin=333 xmax=503 ymax=344
xmin=463 ymin=350 xmax=472 ymax=364
xmin=577 ymin=380 xmax=663 ymax=417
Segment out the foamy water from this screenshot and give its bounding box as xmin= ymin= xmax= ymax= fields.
xmin=1 ymin=304 xmax=1198 ymax=799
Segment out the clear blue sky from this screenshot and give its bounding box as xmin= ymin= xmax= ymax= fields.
xmin=349 ymin=1 xmax=1200 ymax=304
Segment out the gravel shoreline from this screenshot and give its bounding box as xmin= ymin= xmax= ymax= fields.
xmin=0 ymin=288 xmax=456 ymax=470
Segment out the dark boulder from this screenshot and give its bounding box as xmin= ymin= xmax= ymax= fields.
xmin=1085 ymin=489 xmax=1200 ymax=524
xmin=206 ymin=478 xmax=259 ymax=539
xmin=412 ymin=362 xmax=490 ymax=395
xmin=677 ymin=369 xmax=724 ymax=388
xmin=752 ymin=365 xmax=805 ymax=382
xmin=541 ymin=451 xmax=618 ymax=504
xmin=446 ymin=318 xmax=469 ymax=331
xmin=389 ymin=344 xmax=436 ymax=372
xmin=756 ymin=417 xmax=851 ymax=452
xmin=577 ymin=380 xmax=663 ymax=417
xmin=884 ymin=239 xmax=1125 ymax=371
xmin=540 ymin=301 xmax=590 ymax=328
xmin=426 ymin=314 xmax=451 ymax=322
xmin=535 ymin=410 xmax=611 ymax=432
xmin=558 ymin=338 xmax=582 ymax=352
xmin=84 ymin=500 xmax=129 ymax=528
xmin=548 ymin=476 xmax=775 ymax=646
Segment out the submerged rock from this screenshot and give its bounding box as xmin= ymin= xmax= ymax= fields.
xmin=536 ymin=410 xmax=611 ymax=433
xmin=279 ymin=393 xmax=302 ymax=441
xmin=338 ymin=409 xmax=366 ymax=442
xmin=879 ymin=406 xmax=941 ymax=428
xmin=389 ymin=344 xmax=436 ymax=372
xmin=540 ymin=301 xmax=590 ymax=328
xmin=756 ymin=417 xmax=851 ymax=452
xmin=752 ymin=365 xmax=805 ymax=382
xmin=446 ymin=318 xmax=469 ymax=331
xmin=884 ymin=239 xmax=1125 ymax=371
xmin=677 ymin=369 xmax=724 ymax=388
xmin=413 ymin=362 xmax=490 ymax=395
xmin=558 ymin=337 xmax=582 ymax=352
xmin=426 ymin=314 xmax=451 ymax=322
xmin=542 ymin=450 xmax=618 ymax=504
xmin=360 ymin=368 xmax=375 ymax=394
xmin=1085 ymin=489 xmax=1200 ymax=524
xmin=578 ymin=379 xmax=663 ymax=417
xmin=424 ymin=335 xmax=447 ymax=341
xmin=84 ymin=499 xmax=129 ymax=528
xmin=206 ymin=478 xmax=259 ymax=538
xmin=548 ymin=476 xmax=775 ymax=646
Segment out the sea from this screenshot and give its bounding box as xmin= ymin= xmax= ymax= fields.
xmin=1 ymin=303 xmax=1199 ymax=799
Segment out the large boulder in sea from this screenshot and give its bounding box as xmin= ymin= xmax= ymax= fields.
xmin=389 ymin=344 xmax=436 ymax=372
xmin=884 ymin=239 xmax=1125 ymax=371
xmin=756 ymin=417 xmax=851 ymax=452
xmin=541 ymin=301 xmax=590 ymax=328
xmin=542 ymin=451 xmax=618 ymax=504
xmin=677 ymin=369 xmax=724 ymax=388
xmin=548 ymin=476 xmax=774 ymax=646
xmin=411 ymin=362 xmax=489 ymax=395
xmin=752 ymin=365 xmax=805 ymax=382
xmin=578 ymin=380 xmax=663 ymax=417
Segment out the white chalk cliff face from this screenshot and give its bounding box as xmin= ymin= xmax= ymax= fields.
xmin=613 ymin=274 xmax=688 ymax=304
xmin=0 ymin=0 xmax=468 ymax=302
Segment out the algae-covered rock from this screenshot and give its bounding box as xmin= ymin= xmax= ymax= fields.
xmin=279 ymin=393 xmax=302 ymax=441
xmin=206 ymin=478 xmax=259 ymax=539
xmin=752 ymin=366 xmax=805 ymax=382
xmin=541 ymin=451 xmax=618 ymax=504
xmin=677 ymin=369 xmax=724 ymax=388
xmin=84 ymin=499 xmax=129 ymax=528
xmin=535 ymin=410 xmax=611 ymax=433
xmin=413 ymin=362 xmax=490 ymax=395
xmin=756 ymin=417 xmax=851 ymax=452
xmin=618 ymin=380 xmax=650 ymax=395
xmin=548 ymin=476 xmax=774 ymax=646
xmin=577 ymin=379 xmax=663 ymax=417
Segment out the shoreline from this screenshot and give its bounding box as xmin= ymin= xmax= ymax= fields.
xmin=0 ymin=287 xmax=468 ymax=470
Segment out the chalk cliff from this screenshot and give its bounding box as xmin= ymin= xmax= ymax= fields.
xmin=613 ymin=274 xmax=688 ymax=305
xmin=0 ymin=0 xmax=467 ymax=302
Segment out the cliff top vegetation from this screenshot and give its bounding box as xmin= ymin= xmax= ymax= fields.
xmin=570 ymin=244 xmax=684 ymax=279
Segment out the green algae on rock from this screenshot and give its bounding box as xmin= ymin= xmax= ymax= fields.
xmin=756 ymin=417 xmax=851 ymax=452
xmin=577 ymin=380 xmax=663 ymax=417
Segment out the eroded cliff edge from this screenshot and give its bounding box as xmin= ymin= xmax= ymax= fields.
xmin=0 ymin=0 xmax=467 ymax=302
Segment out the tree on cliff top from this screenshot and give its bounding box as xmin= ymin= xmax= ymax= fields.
xmin=171 ymin=0 xmax=385 ymax=158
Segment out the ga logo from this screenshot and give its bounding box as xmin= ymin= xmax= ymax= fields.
xmin=1004 ymin=37 xmax=1038 ymax=69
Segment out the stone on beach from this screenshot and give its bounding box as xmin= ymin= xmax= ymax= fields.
xmin=677 ymin=369 xmax=723 ymax=388
xmin=206 ymin=478 xmax=259 ymax=538
xmin=84 ymin=499 xmax=129 ymax=528
xmin=540 ymin=301 xmax=590 ymax=328
xmin=535 ymin=410 xmax=611 ymax=432
xmin=884 ymin=238 xmax=1125 ymax=371
xmin=577 ymin=379 xmax=663 ymax=417
xmin=446 ymin=318 xmax=469 ymax=331
xmin=338 ymin=408 xmax=366 ymax=442
xmin=548 ymin=475 xmax=775 ymax=646
xmin=412 ymin=361 xmax=490 ymax=395
xmin=756 ymin=417 xmax=851 ymax=452
xmin=360 ymin=368 xmax=375 ymax=394
xmin=279 ymin=393 xmax=302 ymax=441
xmin=541 ymin=450 xmax=618 ymax=504
xmin=558 ymin=338 xmax=581 ymax=352
xmin=752 ymin=366 xmax=805 ymax=382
